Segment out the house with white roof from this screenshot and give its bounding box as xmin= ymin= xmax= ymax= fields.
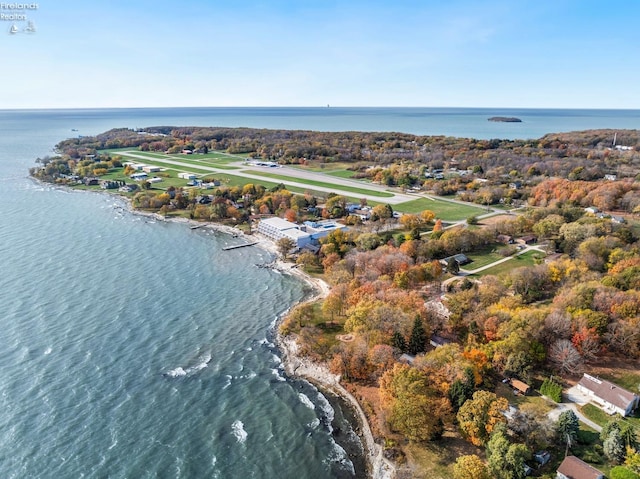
xmin=576 ymin=373 xmax=639 ymax=417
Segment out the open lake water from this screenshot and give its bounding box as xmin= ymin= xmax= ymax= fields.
xmin=0 ymin=107 xmax=638 ymax=478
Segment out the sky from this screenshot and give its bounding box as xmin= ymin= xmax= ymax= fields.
xmin=2 ymin=0 xmax=640 ymax=109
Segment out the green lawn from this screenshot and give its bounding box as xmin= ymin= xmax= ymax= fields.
xmin=580 ymin=404 xmax=611 ymax=427
xmin=464 ymin=245 xmax=506 ymax=270
xmin=472 ymin=251 xmax=539 ymax=277
xmin=393 ymin=197 xmax=484 ymax=221
xmin=244 ymin=170 xmax=394 ymax=198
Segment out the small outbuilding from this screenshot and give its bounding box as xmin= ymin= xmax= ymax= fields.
xmin=510 ymin=379 xmax=531 ymax=395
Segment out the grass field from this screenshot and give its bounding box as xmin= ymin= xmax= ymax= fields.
xmin=326 ymin=170 xmax=356 ymax=179
xmin=244 ymin=170 xmax=394 ymax=197
xmin=393 ymin=197 xmax=484 ymax=221
xmin=472 ymin=250 xmax=539 ymax=277
xmin=464 ymin=245 xmax=506 ymax=269
xmin=115 ymin=151 xmax=241 ymax=171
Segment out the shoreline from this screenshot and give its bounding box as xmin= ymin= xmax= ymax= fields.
xmin=43 ymin=182 xmax=395 ymax=479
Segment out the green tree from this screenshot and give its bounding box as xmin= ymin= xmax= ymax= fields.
xmin=556 ymin=409 xmax=579 ymax=446
xmin=605 ymin=428 xmax=627 ymax=464
xmin=408 ymin=316 xmax=427 ymax=355
xmin=391 ymin=331 xmax=407 ymax=353
xmin=446 ymin=257 xmax=460 ymax=275
xmin=453 ymin=454 xmax=490 ymax=479
xmin=540 ymin=377 xmax=563 ymax=402
xmin=486 ymin=426 xmax=530 ymax=479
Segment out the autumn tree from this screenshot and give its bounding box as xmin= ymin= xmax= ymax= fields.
xmin=380 ymin=364 xmax=451 ymax=442
xmin=549 ymin=339 xmax=583 ymax=374
xmin=453 ymin=455 xmax=490 ymax=479
xmin=276 ymin=237 xmax=295 ymax=259
xmin=457 ymin=390 xmax=508 ymax=446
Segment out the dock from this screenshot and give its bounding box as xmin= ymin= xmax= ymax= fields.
xmin=222 ymin=242 xmax=259 ymax=251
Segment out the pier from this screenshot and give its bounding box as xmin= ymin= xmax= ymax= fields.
xmin=222 ymin=242 xmax=259 ymax=251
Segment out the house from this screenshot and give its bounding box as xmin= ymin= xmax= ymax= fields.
xmin=84 ymin=177 xmax=99 ymax=186
xmin=440 ymin=254 xmax=472 ymax=267
xmin=142 ymin=166 xmax=161 ymax=173
xmin=399 ymin=354 xmax=416 ymax=365
xmin=147 ymin=177 xmax=163 ymax=184
xmin=429 ymin=335 xmax=452 ymax=348
xmin=611 ymin=215 xmax=626 ymax=224
xmin=604 ymin=174 xmax=617 ymax=181
xmin=584 ymin=207 xmax=599 ymax=215
xmin=178 ymin=172 xmax=197 ymax=180
xmin=119 ymin=184 xmax=138 ymax=193
xmin=510 ymin=379 xmax=531 ymax=395
xmin=576 ymin=373 xmax=639 ymax=416
xmin=100 ymin=180 xmax=120 ymax=189
xmin=516 ymin=235 xmax=537 ymax=245
xmin=497 ymin=234 xmax=514 ymax=244
xmin=130 ymin=172 xmax=148 ymax=181
xmin=556 ymin=456 xmax=603 ymax=479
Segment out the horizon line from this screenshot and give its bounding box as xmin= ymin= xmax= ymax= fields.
xmin=3 ymin=105 xmax=640 ymax=112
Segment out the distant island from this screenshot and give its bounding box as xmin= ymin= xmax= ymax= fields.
xmin=488 ymin=116 xmax=522 ymax=122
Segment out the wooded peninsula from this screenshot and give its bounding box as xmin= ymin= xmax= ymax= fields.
xmin=31 ymin=126 xmax=640 ymax=479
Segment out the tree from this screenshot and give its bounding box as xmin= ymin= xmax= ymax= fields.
xmin=446 ymin=257 xmax=460 ymax=275
xmin=486 ymin=427 xmax=530 ymax=479
xmin=453 ymin=455 xmax=490 ymax=479
xmin=540 ymin=377 xmax=563 ymax=402
xmin=549 ymin=339 xmax=583 ymax=374
xmin=449 ymin=367 xmax=475 ymax=412
xmin=276 ymin=237 xmax=295 ymax=259
xmin=380 ymin=364 xmax=451 ymax=442
xmin=457 ymin=390 xmax=509 ymax=446
xmin=556 ymin=410 xmax=579 ymax=446
xmin=605 ymin=428 xmax=627 ymax=464
xmin=391 ymin=331 xmax=407 ymax=352
xmin=408 ymin=316 xmax=427 ymax=355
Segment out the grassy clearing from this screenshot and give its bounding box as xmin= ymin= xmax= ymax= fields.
xmin=580 ymin=404 xmax=610 ymax=427
xmin=473 ymin=251 xmax=539 ymax=277
xmin=393 ymin=197 xmax=484 ymax=221
xmin=464 ymin=245 xmax=506 ymax=269
xmin=244 ymin=170 xmax=394 ymax=197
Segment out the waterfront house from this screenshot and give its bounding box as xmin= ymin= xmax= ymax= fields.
xmin=84 ymin=177 xmax=99 ymax=186
xmin=556 ymin=456 xmax=603 ymax=479
xmin=576 ymin=373 xmax=639 ymax=416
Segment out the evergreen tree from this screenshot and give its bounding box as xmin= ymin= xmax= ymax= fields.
xmin=446 ymin=257 xmax=460 ymax=275
xmin=391 ymin=331 xmax=407 ymax=353
xmin=408 ymin=316 xmax=427 ymax=355
xmin=604 ymin=428 xmax=627 ymax=464
xmin=556 ymin=410 xmax=579 ymax=446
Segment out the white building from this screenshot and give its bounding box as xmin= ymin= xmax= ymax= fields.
xmin=147 ymin=177 xmax=163 ymax=184
xmin=576 ymin=373 xmax=639 ymax=417
xmin=142 ymin=166 xmax=161 ymax=173
xmin=257 ymin=217 xmax=346 ymax=248
xmin=178 ymin=172 xmax=197 ymax=180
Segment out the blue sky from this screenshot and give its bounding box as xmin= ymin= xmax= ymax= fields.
xmin=2 ymin=0 xmax=640 ymax=108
